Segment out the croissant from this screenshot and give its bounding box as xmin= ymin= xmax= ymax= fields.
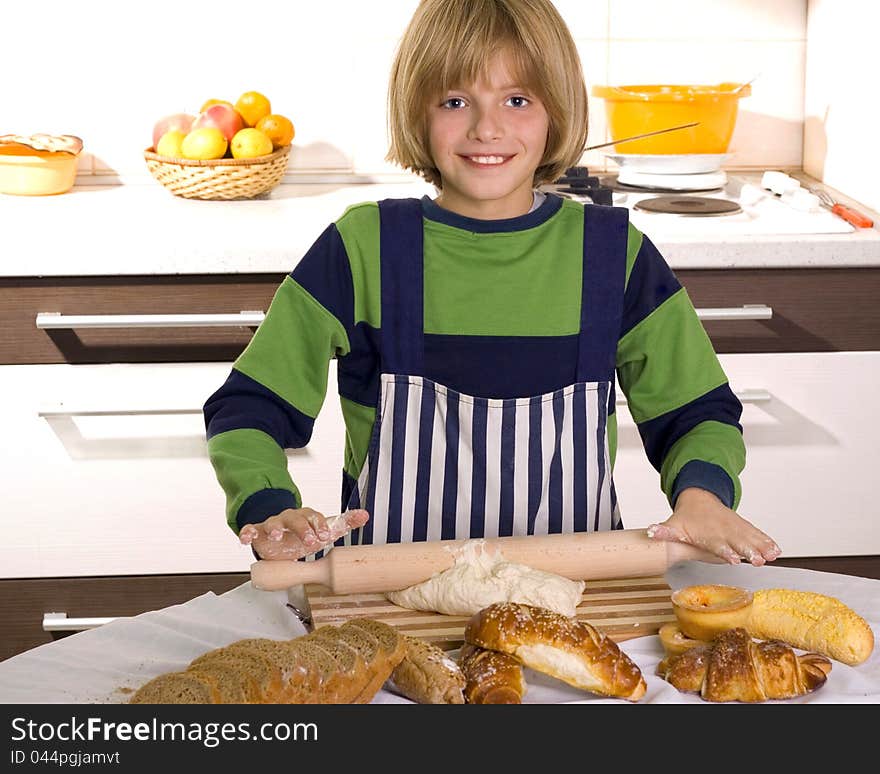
xmin=657 ymin=627 xmax=832 ymax=703
xmin=464 ymin=602 xmax=646 ymax=701
xmin=459 ymin=643 xmax=526 ymax=704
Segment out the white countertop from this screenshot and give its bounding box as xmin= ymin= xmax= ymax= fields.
xmin=2 ymin=172 xmax=878 ymax=277
xmin=0 ymin=562 xmax=876 ymax=703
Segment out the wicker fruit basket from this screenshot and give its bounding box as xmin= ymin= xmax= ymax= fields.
xmin=143 ymin=144 xmax=290 ymax=200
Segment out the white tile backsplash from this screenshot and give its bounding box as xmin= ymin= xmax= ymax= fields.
xmin=1 ymin=0 xmax=816 ymax=181
xmin=609 ymin=0 xmax=806 ymax=41
xmin=546 ymin=0 xmax=609 ymax=38
xmin=803 ymin=0 xmax=880 ymax=212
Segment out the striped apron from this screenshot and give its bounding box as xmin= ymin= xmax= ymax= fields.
xmin=341 ymin=197 xmax=628 ymax=547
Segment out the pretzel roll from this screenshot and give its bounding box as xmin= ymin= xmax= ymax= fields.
xmin=671 ymin=584 xmax=754 ymax=641
xmin=459 ymin=643 xmax=526 ymax=704
xmin=464 ymin=602 xmax=646 ymax=702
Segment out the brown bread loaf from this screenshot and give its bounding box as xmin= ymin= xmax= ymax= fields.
xmin=346 ymin=617 xmax=408 ymax=665
xmin=186 ymin=660 xmax=262 ymax=703
xmin=306 ymin=629 xmax=371 ymax=703
xmin=130 ymin=618 xmax=406 ymax=704
xmin=333 ymin=624 xmax=394 ymax=703
xmin=129 ymin=671 xmax=219 ymax=704
xmin=388 ymin=635 xmax=466 ymax=704
xmin=188 ymin=647 xmax=284 ymax=702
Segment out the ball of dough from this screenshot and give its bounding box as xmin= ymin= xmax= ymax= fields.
xmin=385 ymin=541 xmax=585 ymax=618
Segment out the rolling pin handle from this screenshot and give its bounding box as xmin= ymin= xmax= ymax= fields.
xmin=250 ymin=558 xmax=329 ymax=591
xmin=665 ymin=539 xmax=725 ymax=567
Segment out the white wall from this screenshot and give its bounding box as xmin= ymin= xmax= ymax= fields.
xmin=1 ymin=0 xmax=807 ymax=183
xmin=803 ymin=0 xmax=880 ymax=212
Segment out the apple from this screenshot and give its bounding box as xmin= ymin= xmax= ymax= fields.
xmin=191 ymin=104 xmax=245 ymax=144
xmin=151 ymin=113 xmax=195 ymax=151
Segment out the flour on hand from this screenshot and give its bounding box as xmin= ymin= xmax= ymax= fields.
xmin=385 ymin=540 xmax=585 ymax=617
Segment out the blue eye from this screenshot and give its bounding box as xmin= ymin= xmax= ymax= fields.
xmin=442 ymin=97 xmax=466 ymax=109
xmin=507 ymin=96 xmax=530 ymax=108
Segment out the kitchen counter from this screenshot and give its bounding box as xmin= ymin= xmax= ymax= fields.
xmin=2 ymin=171 xmax=878 ymax=277
xmin=0 ymin=562 xmax=876 ymax=703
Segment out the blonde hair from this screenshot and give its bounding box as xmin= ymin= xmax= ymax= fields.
xmin=386 ymin=0 xmax=588 ymax=187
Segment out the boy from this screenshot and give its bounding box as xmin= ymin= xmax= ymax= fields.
xmin=204 ymin=0 xmax=780 ymax=569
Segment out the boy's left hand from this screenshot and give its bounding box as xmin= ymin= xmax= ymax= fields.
xmin=646 ymin=487 xmax=781 ymax=566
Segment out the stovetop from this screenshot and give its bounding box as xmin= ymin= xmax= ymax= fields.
xmin=541 ymin=166 xmax=856 ymax=237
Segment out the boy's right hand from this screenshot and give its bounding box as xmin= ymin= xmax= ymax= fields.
xmin=238 ymin=508 xmax=370 ymax=561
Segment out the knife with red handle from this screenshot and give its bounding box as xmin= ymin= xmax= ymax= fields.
xmin=809 ymin=185 xmax=875 ymax=228
xmin=829 ymin=202 xmax=873 ymax=229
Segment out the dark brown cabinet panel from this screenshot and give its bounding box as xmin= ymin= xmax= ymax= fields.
xmin=0 ymin=573 xmax=248 ymax=662
xmin=0 ymin=274 xmax=285 ymax=365
xmin=2 ymin=268 xmax=878 ymax=365
xmin=678 ymin=267 xmax=880 ymax=353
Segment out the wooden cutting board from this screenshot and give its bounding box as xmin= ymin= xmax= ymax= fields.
xmin=306 ymin=575 xmax=674 ymax=651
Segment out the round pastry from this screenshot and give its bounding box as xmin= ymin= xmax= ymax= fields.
xmin=670 ymin=584 xmax=754 ymax=641
xmin=657 ymin=621 xmax=708 ymax=657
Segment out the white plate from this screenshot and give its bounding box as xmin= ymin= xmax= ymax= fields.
xmin=618 ymin=168 xmax=728 ymax=191
xmin=607 ymin=153 xmax=729 ymax=175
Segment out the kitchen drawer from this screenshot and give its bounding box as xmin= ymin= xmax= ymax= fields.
xmin=677 ymin=267 xmax=880 ymax=353
xmin=612 ymin=351 xmax=880 ymax=557
xmin=1 ymin=361 xmax=347 ymax=579
xmin=0 ymin=274 xmax=285 ymax=365
xmin=5 ymin=268 xmax=877 ymax=365
xmin=0 ymin=573 xmax=247 ymax=663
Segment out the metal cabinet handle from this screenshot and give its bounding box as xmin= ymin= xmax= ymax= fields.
xmin=616 ymin=388 xmax=771 ymax=407
xmin=35 ymin=311 xmax=265 ymax=329
xmin=43 ymin=612 xmax=119 ymax=632
xmin=727 ymin=388 xmax=772 ymax=403
xmin=695 ymin=304 xmax=772 ymax=321
xmin=39 ymin=407 xmax=202 ymax=418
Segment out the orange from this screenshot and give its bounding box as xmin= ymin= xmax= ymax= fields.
xmin=235 ymin=91 xmax=272 ymax=128
xmin=255 ymin=114 xmax=295 ymax=148
xmin=200 ymin=98 xmax=234 ymax=113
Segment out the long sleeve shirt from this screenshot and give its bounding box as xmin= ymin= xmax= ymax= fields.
xmin=204 ymin=194 xmax=745 ymax=534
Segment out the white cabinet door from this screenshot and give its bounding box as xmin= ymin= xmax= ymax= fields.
xmin=612 ymin=351 xmax=880 ymax=558
xmin=2 ymin=361 xmax=346 ymax=578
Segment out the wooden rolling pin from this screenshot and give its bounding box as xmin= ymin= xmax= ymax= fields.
xmin=250 ymin=528 xmax=719 ymax=593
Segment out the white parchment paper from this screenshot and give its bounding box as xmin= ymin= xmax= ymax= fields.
xmin=1 ymin=563 xmax=877 ymax=704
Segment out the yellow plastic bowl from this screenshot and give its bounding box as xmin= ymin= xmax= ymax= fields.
xmin=0 ymin=148 xmax=79 ymax=195
xmin=591 ymin=82 xmax=751 ymax=154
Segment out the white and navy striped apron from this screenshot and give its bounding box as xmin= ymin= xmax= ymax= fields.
xmin=342 ymin=197 xmax=628 ymax=547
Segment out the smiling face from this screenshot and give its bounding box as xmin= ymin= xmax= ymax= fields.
xmin=427 ymin=51 xmax=550 ymax=220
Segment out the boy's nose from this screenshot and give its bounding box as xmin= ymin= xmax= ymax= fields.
xmin=468 ymin=108 xmax=503 ymax=142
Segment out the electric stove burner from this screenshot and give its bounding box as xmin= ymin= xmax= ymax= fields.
xmin=634 ymin=196 xmax=742 ymax=216
xmin=599 ymin=175 xmax=723 ymax=195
